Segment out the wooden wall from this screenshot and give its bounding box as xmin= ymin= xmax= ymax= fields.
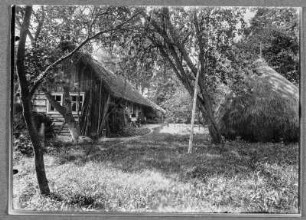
xmin=32 ymin=92 xmax=82 ymax=135
xmin=32 ymin=59 xmax=156 ymax=137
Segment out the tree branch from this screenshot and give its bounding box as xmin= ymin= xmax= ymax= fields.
xmin=142 ymin=10 xmax=197 ymax=84
xmin=42 ymin=88 xmax=67 ymax=115
xmin=29 ymin=11 xmax=141 ymax=97
xmin=148 ymin=34 xmax=194 ymax=96
xmin=16 ymin=16 xmax=35 ymax=43
xmin=34 ymin=6 xmax=45 ymax=44
xmin=16 ymin=6 xmax=32 ymax=99
xmin=140 ymin=10 xmax=175 ymax=46
xmin=153 ymin=8 xmax=199 ymax=78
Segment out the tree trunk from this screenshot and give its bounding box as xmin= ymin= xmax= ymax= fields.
xmin=63 ymin=86 xmax=80 ymax=142
xmin=188 ymin=63 xmax=200 ymax=154
xmin=22 ymin=97 xmax=51 ymax=195
xmin=197 ymin=99 xmax=222 ymax=144
xmin=208 ymin=122 xmax=222 ymax=144
xmin=16 ymin=6 xmax=50 ymax=196
xmin=144 ymin=11 xmax=223 ymax=145
xmin=65 ymin=114 xmax=80 ymax=142
xmin=43 ymin=88 xmax=80 ymax=143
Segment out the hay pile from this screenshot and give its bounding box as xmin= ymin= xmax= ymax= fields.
xmin=216 ymin=59 xmax=299 ymax=143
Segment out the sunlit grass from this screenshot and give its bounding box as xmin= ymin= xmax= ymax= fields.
xmin=13 ymin=124 xmax=299 ymax=213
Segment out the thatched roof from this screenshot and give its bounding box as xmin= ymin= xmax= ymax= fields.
xmin=216 ymin=59 xmax=299 ymax=142
xmin=75 ymin=52 xmax=166 ymax=113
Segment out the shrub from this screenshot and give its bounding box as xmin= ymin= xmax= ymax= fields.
xmin=13 ymin=104 xmax=55 ymax=155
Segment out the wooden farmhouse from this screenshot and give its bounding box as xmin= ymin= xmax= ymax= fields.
xmin=32 ymin=52 xmax=165 ymax=138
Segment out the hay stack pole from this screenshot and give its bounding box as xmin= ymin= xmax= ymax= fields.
xmin=188 ymin=62 xmax=200 ymax=154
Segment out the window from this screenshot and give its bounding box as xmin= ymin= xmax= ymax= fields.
xmin=47 ymin=93 xmax=84 ymax=113
xmin=71 ymin=94 xmax=84 ymax=113
xmin=47 ymin=94 xmax=63 ymax=113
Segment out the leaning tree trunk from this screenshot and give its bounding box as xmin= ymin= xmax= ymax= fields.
xmin=63 ymin=86 xmax=80 ymax=142
xmin=43 ymin=55 xmax=80 ymax=143
xmin=197 ymin=97 xmax=222 ymax=144
xmin=44 ymin=88 xmax=80 ymax=143
xmin=16 ymin=6 xmax=50 ymax=196
xmin=207 ymin=120 xmax=222 ymax=144
xmin=143 ymin=10 xmax=223 ymax=145
xmin=65 ymin=115 xmax=80 ymax=142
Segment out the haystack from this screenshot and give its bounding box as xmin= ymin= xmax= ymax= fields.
xmin=216 ymin=59 xmax=299 ymax=142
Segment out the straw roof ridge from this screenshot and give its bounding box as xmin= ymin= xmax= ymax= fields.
xmin=251 ymin=58 xmax=298 ymax=100
xmin=76 ymin=52 xmax=165 ymax=113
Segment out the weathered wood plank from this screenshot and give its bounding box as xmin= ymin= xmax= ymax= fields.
xmin=33 ymin=100 xmax=46 ymax=106
xmin=48 ymin=114 xmax=64 ymax=118
xmin=51 ymin=119 xmax=65 ymax=124
xmin=33 ymin=106 xmax=47 ymax=112
xmin=33 ymin=93 xmax=46 ymax=99
xmin=53 ymin=121 xmax=64 ymax=126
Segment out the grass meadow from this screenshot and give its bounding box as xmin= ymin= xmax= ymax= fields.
xmin=12 ymin=124 xmax=299 ymax=213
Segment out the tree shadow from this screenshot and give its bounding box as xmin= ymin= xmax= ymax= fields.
xmin=55 ymin=125 xmax=299 ymax=183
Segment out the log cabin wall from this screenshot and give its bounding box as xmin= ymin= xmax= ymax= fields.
xmin=32 ymin=60 xmax=104 ymax=136
xmin=32 ymin=92 xmax=84 ymax=135
xmin=79 ymin=80 xmax=111 ymax=138
xmin=32 ymin=53 xmax=164 ymax=138
xmin=76 ymin=62 xmax=113 ymax=138
xmin=107 ymin=98 xmax=126 ymax=134
xmin=32 ymin=64 xmax=127 ymax=138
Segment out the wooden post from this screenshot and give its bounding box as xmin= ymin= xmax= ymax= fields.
xmin=188 ymin=62 xmax=200 ymax=154
xmin=98 ymin=94 xmax=111 ymax=135
xmin=97 ymin=79 xmax=103 ymax=134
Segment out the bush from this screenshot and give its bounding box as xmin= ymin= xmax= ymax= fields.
xmin=13 ymin=104 xmax=55 ymax=155
xmin=13 ymin=133 xmax=34 ymax=156
xmin=13 ymin=103 xmax=55 ymax=139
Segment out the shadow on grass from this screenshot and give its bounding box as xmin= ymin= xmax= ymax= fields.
xmin=55 ymin=125 xmax=299 ymax=183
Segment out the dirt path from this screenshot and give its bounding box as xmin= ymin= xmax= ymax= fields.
xmin=139 ymin=123 xmax=210 ymax=142
xmin=97 ymin=124 xmax=164 ymax=143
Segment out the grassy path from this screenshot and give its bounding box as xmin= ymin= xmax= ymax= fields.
xmin=98 ymin=124 xmax=162 ymax=143
xmin=13 ymin=124 xmax=299 ymax=213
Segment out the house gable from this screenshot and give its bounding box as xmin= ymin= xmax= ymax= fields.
xmin=32 ymin=52 xmax=164 ymax=138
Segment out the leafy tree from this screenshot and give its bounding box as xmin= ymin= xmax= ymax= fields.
xmin=16 ymin=6 xmax=50 ymax=195
xmin=137 ymin=7 xmax=247 ymax=144
xmin=17 ymin=5 xmax=140 ymax=142
xmin=91 ymin=7 xmax=298 ymax=145
xmin=236 ymin=8 xmax=299 ymax=84
xmin=93 ymin=16 xmax=158 ymax=95
xmin=95 ymin=7 xmax=250 ymax=144
xmin=160 ymin=81 xmax=192 ymax=123
xmin=15 ymin=5 xmax=140 ymax=194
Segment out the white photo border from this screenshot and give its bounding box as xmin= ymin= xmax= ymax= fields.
xmin=1 ymin=0 xmax=305 ymax=219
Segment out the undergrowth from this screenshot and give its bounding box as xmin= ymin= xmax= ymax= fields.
xmin=13 ymin=125 xmax=299 ymax=213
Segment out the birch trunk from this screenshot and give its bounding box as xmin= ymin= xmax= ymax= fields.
xmin=188 ymin=63 xmax=200 ymax=154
